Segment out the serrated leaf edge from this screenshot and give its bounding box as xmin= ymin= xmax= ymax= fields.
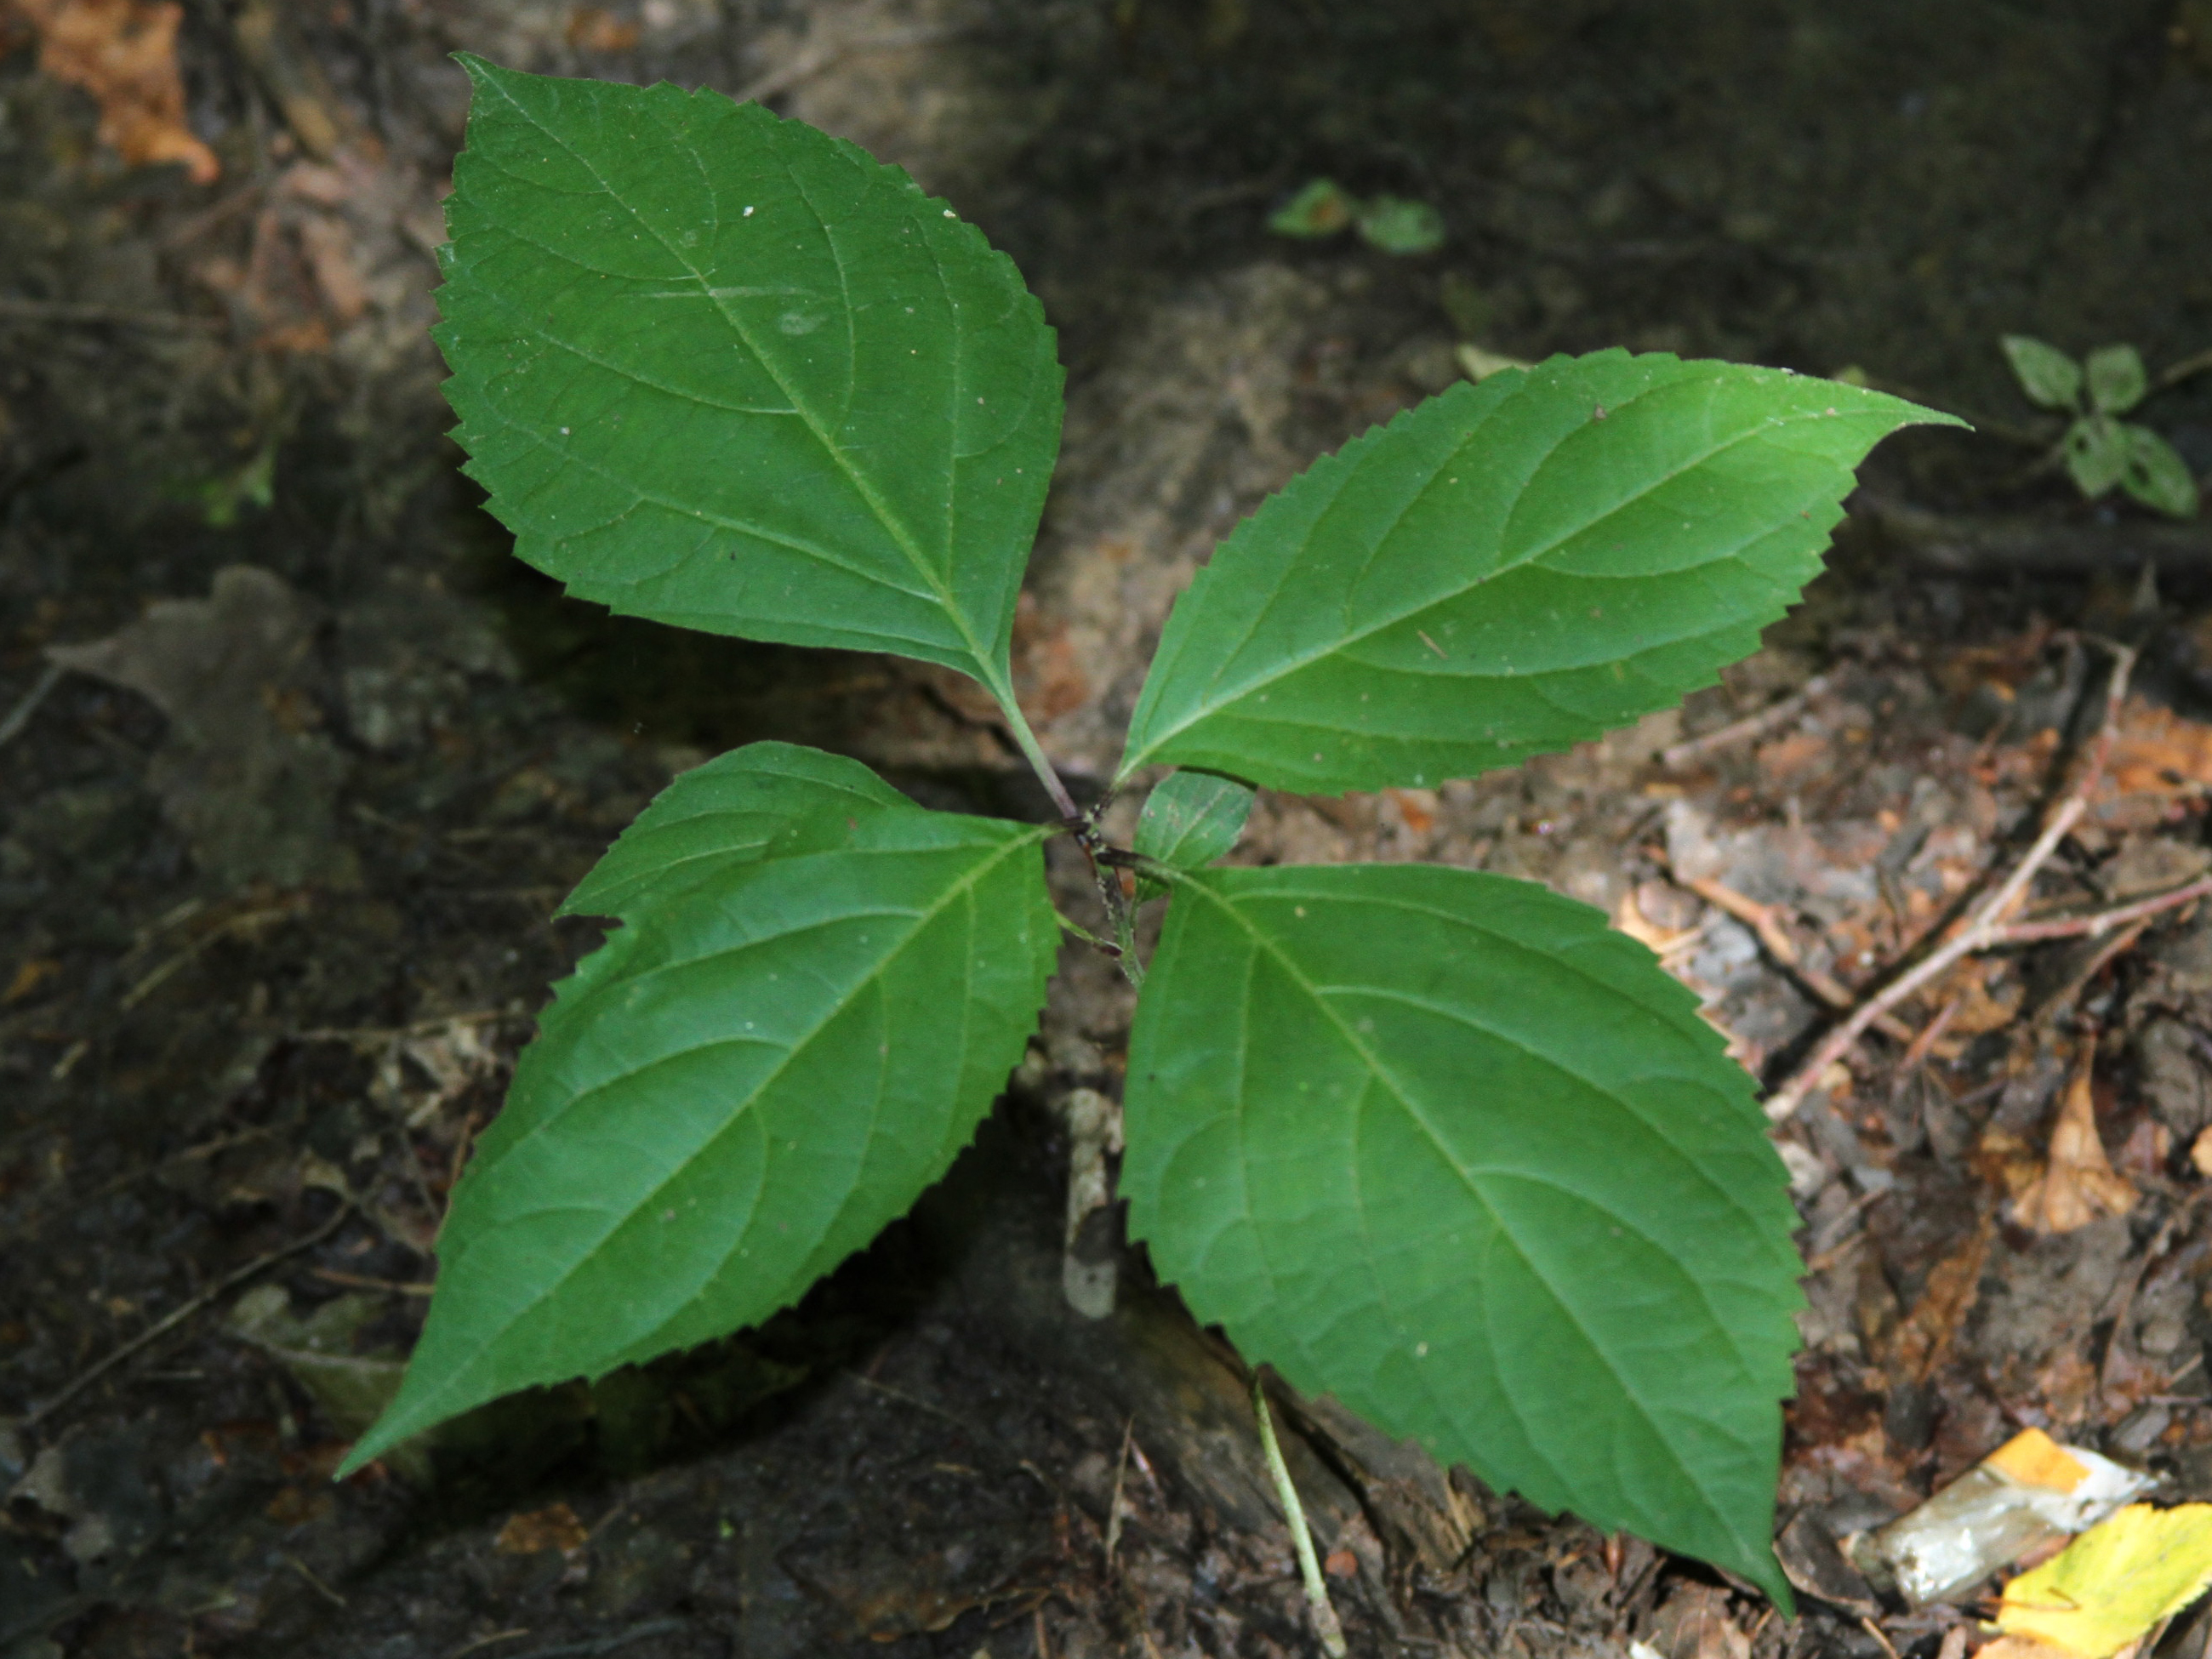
xmin=452 ymin=56 xmax=1057 ymax=695
xmin=1138 ymin=869 xmax=1798 ymax=1582
xmin=1118 ymin=357 xmax=1957 ymax=784
xmin=339 ymin=818 xmax=1052 ymax=1472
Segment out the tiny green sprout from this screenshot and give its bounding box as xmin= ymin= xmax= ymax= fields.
xmin=1270 ymin=177 xmax=1445 ymax=254
xmin=334 ymin=59 xmax=1964 ymax=1607
xmin=2002 ymin=334 xmax=2200 ymax=519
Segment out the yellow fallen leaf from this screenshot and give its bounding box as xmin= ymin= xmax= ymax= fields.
xmin=1994 ymin=1503 xmax=2212 ymax=1659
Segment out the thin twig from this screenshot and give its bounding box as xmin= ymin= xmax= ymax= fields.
xmin=22 ymin=1204 xmax=348 ymax=1429
xmin=1858 ymin=1613 xmax=1903 ymax=1659
xmin=1997 ymin=874 xmax=2212 ymax=943
xmin=0 ymin=296 xmax=223 ymax=331
xmin=1251 ymin=1377 xmax=1348 ymax=1659
xmin=283 ymin=1552 xmax=348 ymax=1608
xmin=2158 ymin=348 xmax=2212 ymax=391
xmin=735 ymin=22 xmax=965 ymax=104
xmin=1682 ymin=874 xmax=1913 ymax=1040
xmin=0 ymin=661 xmax=62 ymax=749
xmin=1660 ymin=676 xmax=1827 ymax=767
xmin=1765 ymin=642 xmax=2135 ymax=1119
xmin=1106 ymin=1416 xmax=1134 ymax=1565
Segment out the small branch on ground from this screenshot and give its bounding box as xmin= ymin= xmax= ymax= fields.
xmin=1766 ymin=641 xmax=2138 ymax=1119
xmin=1660 ymin=675 xmax=1827 ymax=767
xmin=23 ymin=1203 xmax=349 ymax=1431
xmin=1679 ymin=873 xmax=1914 ymax=1040
xmin=735 ymin=22 xmax=968 ymax=105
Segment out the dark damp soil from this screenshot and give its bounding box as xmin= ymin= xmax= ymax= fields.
xmin=5 ymin=4 xmax=2212 ymax=1657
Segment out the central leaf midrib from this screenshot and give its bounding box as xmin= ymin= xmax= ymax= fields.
xmin=484 ymin=76 xmax=1009 ymax=691
xmin=1176 ymin=873 xmax=1748 ymax=1550
xmin=1121 ymin=401 xmax=1807 ymax=775
xmin=418 ymin=823 xmax=1046 ymax=1419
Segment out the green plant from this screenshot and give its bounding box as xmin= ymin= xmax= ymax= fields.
xmin=2001 ymin=335 xmax=2200 ymax=519
xmin=336 ymin=59 xmax=1958 ymax=1602
xmin=1269 ymin=177 xmax=1446 ymax=254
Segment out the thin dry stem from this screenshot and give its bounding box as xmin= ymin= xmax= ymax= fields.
xmin=1765 ymin=641 xmax=2136 ymax=1119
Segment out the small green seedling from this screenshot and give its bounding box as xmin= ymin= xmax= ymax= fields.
xmin=2002 ymin=335 xmax=2200 ymax=519
xmin=1269 ymin=177 xmax=1446 ymax=254
xmin=338 ymin=60 xmax=1959 ymax=1604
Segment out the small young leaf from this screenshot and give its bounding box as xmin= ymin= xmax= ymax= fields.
xmin=565 ymin=742 xmax=909 ymax=917
xmin=336 ymin=753 xmax=1055 ymax=1472
xmin=2085 ymin=344 xmax=2149 ymax=415
xmin=2066 ymin=413 xmax=2129 ymax=498
xmin=1118 ymin=351 xmax=1958 ymax=794
xmin=1132 ymin=769 xmax=1254 ymax=898
xmin=1121 ymin=864 xmax=1803 ymax=1605
xmin=2001 ymin=334 xmax=2084 ymax=409
xmin=2119 ymin=424 xmax=2200 ymax=519
xmin=436 ymin=60 xmax=1062 ymax=693
xmin=1356 ymin=197 xmax=1445 ymax=255
xmin=1269 ymin=179 xmax=1358 ymax=238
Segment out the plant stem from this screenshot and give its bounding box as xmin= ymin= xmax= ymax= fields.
xmin=987 ymin=677 xmax=1081 ymax=824
xmin=1251 ymin=1376 xmax=1348 ymax=1659
xmin=1051 ymin=908 xmax=1118 ymax=954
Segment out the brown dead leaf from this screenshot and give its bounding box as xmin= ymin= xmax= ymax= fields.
xmin=7 ymin=0 xmax=219 ymax=183
xmin=294 ymin=214 xmax=367 ymax=320
xmin=1886 ymin=1213 xmax=1992 ymax=1382
xmin=565 ymin=7 xmax=640 ymax=51
xmin=2033 ymin=1344 xmax=2103 ymax=1427
xmin=1650 ymin=1582 xmax=1751 ymax=1659
xmin=2 ymin=958 xmax=59 ymax=1004
xmin=1009 ymin=591 xmax=1091 ymax=726
xmin=2109 ymin=699 xmax=2212 ymax=800
xmin=2192 ymin=1126 xmax=2212 ymax=1178
xmin=2010 ymin=1054 xmax=2136 ymax=1234
xmin=496 ymin=1502 xmax=589 ymax=1554
xmin=1932 ymin=956 xmax=2025 ymax=1038
xmin=1756 ymin=729 xmax=1827 ymax=785
xmin=1385 ymin=788 xmax=1437 ymax=838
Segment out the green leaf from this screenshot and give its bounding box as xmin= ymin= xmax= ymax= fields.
xmin=337 ymin=750 xmax=1056 ymax=1472
xmin=1118 ymin=351 xmax=1958 ymax=794
xmin=1356 ymin=197 xmax=1445 ymax=256
xmin=2120 ymin=424 xmax=2200 ymax=519
xmin=2067 ymin=413 xmax=2129 ymax=498
xmin=436 ymin=58 xmax=1063 ymax=693
xmin=564 ymin=741 xmax=909 ymax=917
xmin=1132 ymin=768 xmax=1254 ymax=899
xmin=1121 ymin=864 xmax=1802 ymax=1605
xmin=1269 ymin=179 xmax=1358 ymax=238
xmin=2085 ymin=344 xmax=2149 ymax=415
xmin=2001 ymin=334 xmax=2083 ymax=409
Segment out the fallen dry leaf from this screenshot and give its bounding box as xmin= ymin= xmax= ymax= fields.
xmin=7 ymin=0 xmax=219 ymax=183
xmin=2010 ymin=1053 xmax=2136 ymax=1234
xmin=2108 ymin=699 xmax=2212 ymax=801
xmin=1994 ymin=1503 xmax=2212 ymax=1659
xmin=1884 ymin=1214 xmax=1992 ymax=1382
xmin=495 ymin=1502 xmax=589 ymax=1554
xmin=2192 ymin=1126 xmax=2212 ymax=1178
xmin=565 ymin=6 xmax=640 ymax=52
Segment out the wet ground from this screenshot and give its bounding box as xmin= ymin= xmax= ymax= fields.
xmin=5 ymin=3 xmax=2212 ymax=1656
